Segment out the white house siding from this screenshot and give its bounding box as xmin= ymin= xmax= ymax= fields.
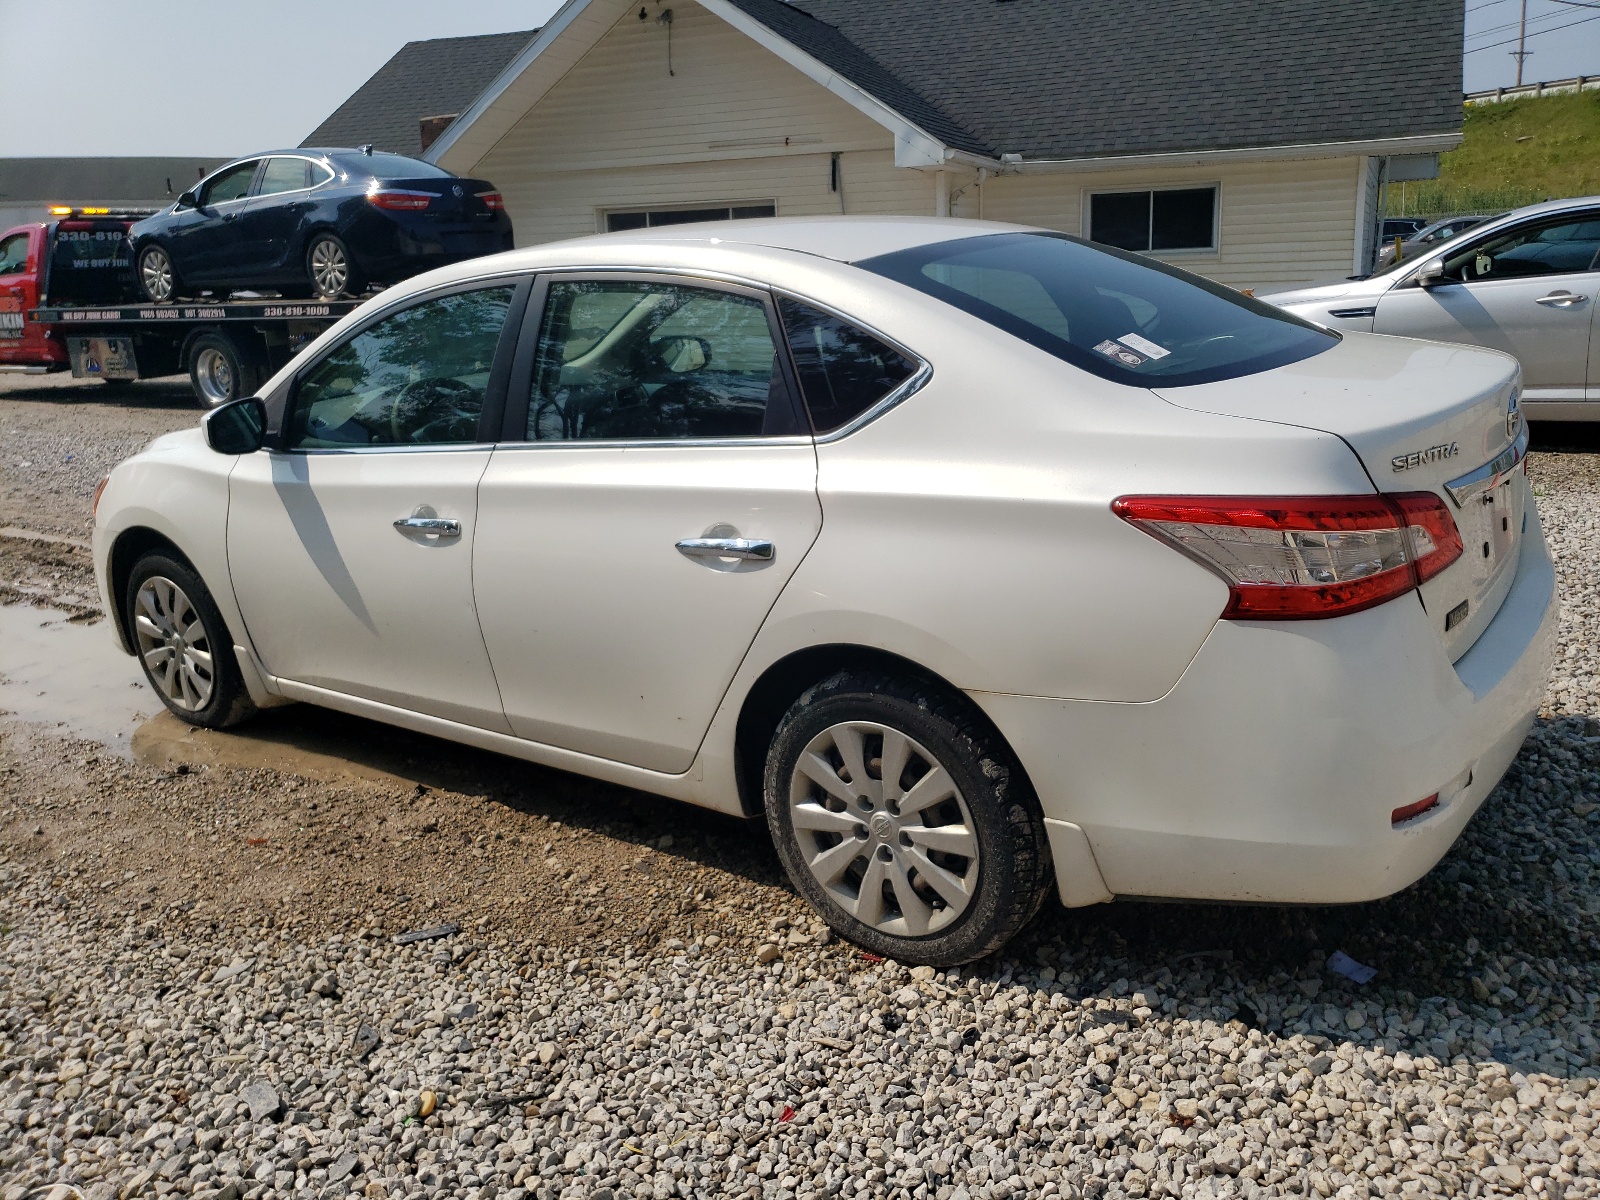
xmin=972 ymin=156 xmax=1363 ymax=292
xmin=468 ymin=0 xmax=1363 ymax=292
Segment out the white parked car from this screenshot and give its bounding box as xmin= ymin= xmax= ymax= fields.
xmin=94 ymin=217 xmax=1556 ymax=965
xmin=1269 ymin=196 xmax=1600 ymax=421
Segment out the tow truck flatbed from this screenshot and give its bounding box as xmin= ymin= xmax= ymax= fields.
xmin=31 ymin=299 xmax=362 ymax=324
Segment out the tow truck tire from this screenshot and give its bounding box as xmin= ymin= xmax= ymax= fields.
xmin=137 ymin=244 xmax=182 ymax=303
xmin=306 ymin=234 xmax=363 ymax=299
xmin=186 ymin=332 xmax=268 ymax=410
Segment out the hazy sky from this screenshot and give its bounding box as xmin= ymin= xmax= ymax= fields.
xmin=1465 ymin=0 xmax=1600 ymax=91
xmin=0 ymin=0 xmax=565 ymax=157
xmin=0 ymin=0 xmax=1593 ymax=157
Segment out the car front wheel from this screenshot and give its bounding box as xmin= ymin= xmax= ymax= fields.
xmin=306 ymin=233 xmax=362 ymax=299
xmin=137 ymin=245 xmax=180 ymax=303
xmin=765 ymin=670 xmax=1053 ymax=966
xmin=126 ymin=552 xmax=257 ymax=729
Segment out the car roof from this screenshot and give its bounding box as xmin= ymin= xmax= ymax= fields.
xmin=557 ymin=215 xmax=1042 ymax=264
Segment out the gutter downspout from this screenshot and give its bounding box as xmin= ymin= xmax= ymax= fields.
xmin=935 ymin=169 xmax=950 ymax=218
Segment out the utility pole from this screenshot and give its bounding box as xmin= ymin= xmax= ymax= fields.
xmin=1511 ymin=0 xmax=1532 ymax=86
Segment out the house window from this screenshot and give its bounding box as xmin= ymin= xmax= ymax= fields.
xmin=604 ymin=203 xmax=776 ymax=232
xmin=1088 ymin=187 xmax=1217 ymax=253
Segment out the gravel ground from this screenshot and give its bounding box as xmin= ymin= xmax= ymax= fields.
xmin=0 ymin=383 xmax=1598 ymax=1200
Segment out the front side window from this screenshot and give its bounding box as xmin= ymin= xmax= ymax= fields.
xmin=1090 ymin=187 xmax=1217 ymax=253
xmin=860 ymin=232 xmax=1336 ymax=388
xmin=525 ymin=279 xmax=797 ymax=440
xmin=286 ymin=286 xmax=514 ymax=449
xmin=778 ymin=299 xmax=918 ymax=433
xmin=256 ymin=157 xmax=311 ymax=196
xmin=1439 ymin=214 xmax=1600 ymax=282
xmin=201 ymin=161 xmax=259 ymax=205
xmin=0 ymin=233 xmax=28 ymax=275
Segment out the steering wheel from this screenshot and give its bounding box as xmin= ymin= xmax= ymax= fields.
xmin=388 ymin=377 xmax=480 ymax=444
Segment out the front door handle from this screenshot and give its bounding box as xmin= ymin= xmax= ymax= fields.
xmin=1535 ymin=291 xmax=1588 ymax=308
xmin=676 ymin=537 xmax=774 ymax=561
xmin=394 ymin=516 xmax=460 ymax=537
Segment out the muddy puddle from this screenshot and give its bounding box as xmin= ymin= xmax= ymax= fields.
xmin=0 ymin=602 xmax=151 ymax=753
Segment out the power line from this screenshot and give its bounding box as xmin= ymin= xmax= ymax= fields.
xmin=1466 ymin=7 xmax=1600 ymax=50
xmin=1468 ymin=6 xmax=1580 ymax=40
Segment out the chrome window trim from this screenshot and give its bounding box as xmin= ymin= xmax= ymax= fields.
xmin=489 ymin=435 xmax=815 ymax=453
xmin=275 ymin=443 xmax=498 ymax=457
xmin=1443 ymin=424 xmax=1529 ymax=507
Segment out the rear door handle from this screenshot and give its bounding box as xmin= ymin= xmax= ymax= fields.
xmin=676 ymin=537 xmax=774 ymax=561
xmin=394 ymin=516 xmax=460 ymax=537
xmin=1535 ymin=292 xmax=1587 ymax=307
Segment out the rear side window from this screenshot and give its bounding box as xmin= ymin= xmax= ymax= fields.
xmin=858 ymin=232 xmax=1336 ymax=388
xmin=256 ymin=157 xmax=311 ymax=196
xmin=778 ymin=299 xmax=918 ymax=433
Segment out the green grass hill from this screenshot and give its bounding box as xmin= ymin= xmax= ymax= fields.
xmin=1388 ymin=89 xmax=1600 ymax=217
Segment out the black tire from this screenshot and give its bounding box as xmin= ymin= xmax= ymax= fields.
xmin=186 ymin=331 xmax=268 ymax=409
xmin=125 ymin=552 xmax=256 ymax=729
xmin=305 ymin=233 xmax=364 ymax=299
xmin=764 ymin=670 xmax=1052 ymax=966
xmin=137 ymin=243 xmax=182 ymax=303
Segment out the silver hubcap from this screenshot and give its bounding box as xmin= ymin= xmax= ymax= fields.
xmin=193 ymin=347 xmax=234 ymax=407
xmin=133 ymin=576 xmax=214 ymax=712
xmin=141 ymin=249 xmax=173 ymax=301
xmin=310 ymin=239 xmax=348 ymax=296
xmin=789 ymin=721 xmax=980 ymax=937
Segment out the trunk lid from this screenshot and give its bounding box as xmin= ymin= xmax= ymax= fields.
xmin=377 ymin=176 xmax=503 ymax=222
xmin=1154 ymin=333 xmax=1526 ymax=661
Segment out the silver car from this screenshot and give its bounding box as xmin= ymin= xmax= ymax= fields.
xmin=1269 ymin=197 xmax=1600 ymax=420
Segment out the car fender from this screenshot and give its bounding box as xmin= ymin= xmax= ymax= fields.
xmin=92 ymin=429 xmax=277 ymax=705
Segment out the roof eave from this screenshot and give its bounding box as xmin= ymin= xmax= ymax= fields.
xmin=999 ymin=132 xmax=1463 ymax=173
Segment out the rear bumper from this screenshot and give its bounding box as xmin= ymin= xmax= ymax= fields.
xmin=345 ymin=212 xmax=514 ymax=281
xmin=974 ymin=501 xmax=1557 ymax=906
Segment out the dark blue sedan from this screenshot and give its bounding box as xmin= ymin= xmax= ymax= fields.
xmin=128 ymin=148 xmax=514 ymax=302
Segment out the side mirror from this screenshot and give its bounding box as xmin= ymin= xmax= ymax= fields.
xmin=1416 ymin=259 xmax=1448 ymax=288
xmin=656 ymin=335 xmax=710 ymax=374
xmin=176 ymin=190 xmax=199 ymax=210
xmin=204 ymin=396 xmax=267 ymax=455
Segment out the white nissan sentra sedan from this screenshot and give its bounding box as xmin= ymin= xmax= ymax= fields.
xmin=93 ymin=217 xmax=1556 ymax=965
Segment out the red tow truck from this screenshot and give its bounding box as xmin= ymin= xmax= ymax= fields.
xmin=0 ymin=207 xmax=359 ymax=406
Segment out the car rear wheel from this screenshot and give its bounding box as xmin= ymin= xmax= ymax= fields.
xmin=765 ymin=670 xmax=1053 ymax=966
xmin=306 ymin=234 xmax=362 ymax=299
xmin=138 ymin=245 xmax=180 ymax=303
xmin=126 ymin=552 xmax=256 ymax=729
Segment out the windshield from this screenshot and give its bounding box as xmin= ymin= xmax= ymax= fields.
xmin=346 ymin=151 xmax=452 ymax=179
xmin=858 ymin=232 xmax=1336 ymax=388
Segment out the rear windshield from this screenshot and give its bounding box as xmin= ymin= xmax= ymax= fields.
xmin=345 ymin=151 xmax=452 ymax=179
xmin=857 ymin=232 xmax=1337 ymax=388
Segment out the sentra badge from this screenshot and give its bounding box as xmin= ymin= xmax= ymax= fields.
xmin=1391 ymin=442 xmax=1459 ymax=472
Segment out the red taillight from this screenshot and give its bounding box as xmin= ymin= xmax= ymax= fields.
xmin=1391 ymin=793 xmax=1440 ymax=825
xmin=1112 ymin=492 xmax=1463 ymax=620
xmin=476 ymin=190 xmax=504 ymax=211
xmin=367 ymin=188 xmax=433 ymax=211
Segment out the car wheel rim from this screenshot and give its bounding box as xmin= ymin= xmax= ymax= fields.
xmin=141 ymin=250 xmax=173 ymax=301
xmin=310 ymin=240 xmax=347 ymax=295
xmin=193 ymin=347 xmax=234 ymax=407
xmin=132 ymin=575 xmax=214 ymax=713
xmin=789 ymin=720 xmax=980 ymax=937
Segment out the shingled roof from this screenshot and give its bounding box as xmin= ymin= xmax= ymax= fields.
xmin=723 ymin=0 xmax=1463 ymax=161
xmin=303 ymin=29 xmax=538 ymax=156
